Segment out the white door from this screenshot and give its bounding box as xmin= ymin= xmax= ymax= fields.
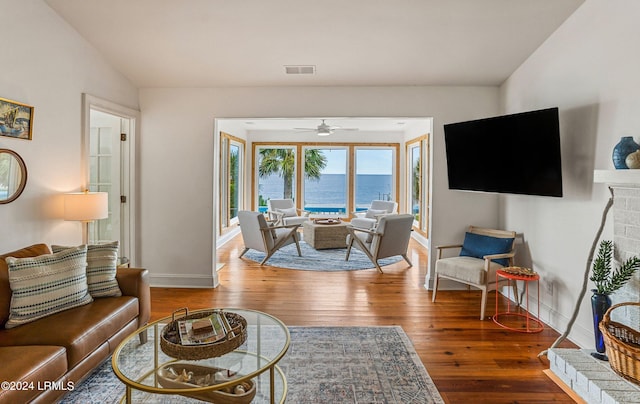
xmin=88 ymin=109 xmax=131 ymax=260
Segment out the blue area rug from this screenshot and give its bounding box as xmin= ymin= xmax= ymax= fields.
xmin=61 ymin=326 xmax=443 ymax=403
xmin=242 ymin=241 xmax=403 ymax=271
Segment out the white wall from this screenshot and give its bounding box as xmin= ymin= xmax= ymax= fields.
xmin=138 ymin=86 xmax=500 ymax=287
xmin=0 ymin=0 xmax=138 ymax=252
xmin=500 ymin=0 xmax=640 ymax=348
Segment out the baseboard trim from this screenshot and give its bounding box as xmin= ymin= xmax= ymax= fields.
xmin=150 ymin=274 xmax=216 ymax=288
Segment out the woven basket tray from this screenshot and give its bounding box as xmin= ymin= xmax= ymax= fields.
xmin=160 ymin=308 xmax=247 ymax=360
xmin=157 ymin=363 xmax=256 ymax=404
xmin=600 ymin=302 xmax=640 ymax=384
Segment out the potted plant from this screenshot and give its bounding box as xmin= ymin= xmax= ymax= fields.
xmin=589 ymin=240 xmax=640 ymax=360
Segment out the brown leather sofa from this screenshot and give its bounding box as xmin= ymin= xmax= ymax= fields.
xmin=0 ymin=244 xmax=150 ymax=403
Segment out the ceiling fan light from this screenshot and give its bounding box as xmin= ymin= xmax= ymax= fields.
xmin=317 ymin=129 xmax=332 ymax=136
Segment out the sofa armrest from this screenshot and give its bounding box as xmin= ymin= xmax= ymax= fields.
xmin=116 ymin=267 xmax=150 ymax=329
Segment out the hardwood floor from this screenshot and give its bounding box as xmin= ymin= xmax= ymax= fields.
xmin=150 ymin=233 xmax=578 ymax=403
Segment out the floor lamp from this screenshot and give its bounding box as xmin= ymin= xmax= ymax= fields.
xmin=64 ymin=191 xmax=109 ymax=244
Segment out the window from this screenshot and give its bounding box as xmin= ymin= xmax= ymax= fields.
xmin=253 ymin=142 xmax=398 ymax=216
xmin=406 ymin=135 xmax=428 ymax=235
xmin=303 ymin=147 xmax=347 ymax=215
xmin=88 ymin=121 xmax=114 ymax=243
xmin=256 ymin=146 xmax=297 ymax=212
xmin=354 ymin=148 xmax=395 ymax=212
xmin=410 ymin=144 xmax=420 ymax=219
xmin=220 ymin=132 xmax=245 ymax=231
xmin=87 ymin=108 xmax=133 ymax=250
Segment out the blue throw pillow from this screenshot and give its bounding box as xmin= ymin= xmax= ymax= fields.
xmin=459 ymin=232 xmax=514 ymax=266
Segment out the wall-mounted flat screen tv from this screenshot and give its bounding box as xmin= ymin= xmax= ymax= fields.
xmin=444 ymin=107 xmax=563 ymax=197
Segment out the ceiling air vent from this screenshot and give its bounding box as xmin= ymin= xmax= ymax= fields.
xmin=284 ymin=65 xmax=316 ymax=75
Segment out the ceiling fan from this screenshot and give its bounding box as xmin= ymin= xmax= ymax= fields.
xmin=293 ymin=119 xmax=359 ymax=136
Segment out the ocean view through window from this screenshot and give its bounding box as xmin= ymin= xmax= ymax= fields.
xmin=255 ymin=143 xmax=398 ymax=215
xmin=304 ymin=147 xmax=346 ymax=214
xmin=355 ymin=148 xmax=394 ymax=211
xmin=259 ymin=173 xmax=393 ymax=213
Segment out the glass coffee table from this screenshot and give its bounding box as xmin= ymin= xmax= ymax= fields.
xmin=112 ymin=308 xmax=290 ymax=403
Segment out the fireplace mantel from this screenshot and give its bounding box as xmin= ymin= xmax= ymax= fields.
xmin=594 ymin=169 xmax=640 ymax=186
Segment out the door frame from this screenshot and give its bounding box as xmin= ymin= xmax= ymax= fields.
xmin=82 ymin=94 xmax=140 ymax=264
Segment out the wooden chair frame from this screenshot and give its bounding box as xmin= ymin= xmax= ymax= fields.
xmin=345 ymin=214 xmax=413 ymax=273
xmin=237 ymin=211 xmax=302 ymax=265
xmin=431 ymin=226 xmax=517 ymax=320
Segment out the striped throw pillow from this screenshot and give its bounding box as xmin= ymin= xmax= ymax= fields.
xmin=5 ymin=245 xmax=93 ymax=328
xmin=52 ymin=241 xmax=122 ymax=298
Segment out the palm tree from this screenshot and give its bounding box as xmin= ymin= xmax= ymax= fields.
xmin=229 ymin=147 xmax=239 ymax=218
xmin=410 ymin=156 xmax=421 ymax=220
xmin=258 ymin=148 xmax=327 ymax=199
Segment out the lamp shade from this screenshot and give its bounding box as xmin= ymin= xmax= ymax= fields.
xmin=64 ymin=191 xmax=108 ymax=222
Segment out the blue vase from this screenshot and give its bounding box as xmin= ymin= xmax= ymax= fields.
xmin=591 ymin=291 xmax=611 ymax=360
xmin=612 ymin=136 xmax=640 ymax=169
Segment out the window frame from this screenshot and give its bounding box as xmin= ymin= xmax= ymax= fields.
xmin=302 ymin=145 xmax=349 ymax=216
xmin=353 ymin=146 xmax=397 ymax=213
xmin=253 ymin=144 xmax=299 ymax=213
xmin=252 ymin=142 xmax=399 ymax=216
xmin=219 ymin=132 xmax=245 ymax=233
xmin=406 ymin=134 xmax=429 ymax=236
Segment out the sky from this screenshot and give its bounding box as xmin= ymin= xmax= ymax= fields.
xmin=321 ymin=148 xmax=393 ymax=175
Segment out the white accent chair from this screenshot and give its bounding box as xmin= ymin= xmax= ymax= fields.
xmin=345 ymin=214 xmax=414 ymax=273
xmin=267 ymin=199 xmax=310 ymax=226
xmin=431 ymin=226 xmax=517 ymax=320
xmin=237 ymin=210 xmax=302 ymax=265
xmin=350 ymin=200 xmax=398 ymax=230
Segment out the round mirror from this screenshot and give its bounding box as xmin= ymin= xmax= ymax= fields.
xmin=0 ymin=149 xmax=27 ymax=204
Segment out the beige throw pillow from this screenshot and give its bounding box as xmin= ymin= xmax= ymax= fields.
xmin=52 ymin=241 xmax=122 ymax=298
xmin=276 ymin=207 xmax=298 ymax=217
xmin=365 ymin=209 xmax=386 ymax=219
xmin=5 ymin=245 xmax=93 ymax=328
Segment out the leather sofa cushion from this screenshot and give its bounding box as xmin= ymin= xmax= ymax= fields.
xmin=0 ymin=345 xmax=67 ymax=403
xmin=0 ymin=244 xmax=52 ymax=328
xmin=0 ymin=296 xmax=138 ymax=368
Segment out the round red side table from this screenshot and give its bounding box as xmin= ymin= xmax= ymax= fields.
xmin=493 ymin=267 xmax=544 ymax=333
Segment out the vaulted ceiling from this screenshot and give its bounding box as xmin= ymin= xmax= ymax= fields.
xmin=45 ymin=0 xmax=584 ymax=88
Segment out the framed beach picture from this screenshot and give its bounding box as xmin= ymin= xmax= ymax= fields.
xmin=0 ymin=97 xmax=34 ymax=140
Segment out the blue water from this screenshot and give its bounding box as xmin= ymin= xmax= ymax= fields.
xmin=258 ymin=174 xmax=392 ymax=213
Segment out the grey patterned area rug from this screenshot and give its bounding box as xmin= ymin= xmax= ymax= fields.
xmin=61 ymin=326 xmax=443 ymax=403
xmin=242 ymin=241 xmax=402 ymax=271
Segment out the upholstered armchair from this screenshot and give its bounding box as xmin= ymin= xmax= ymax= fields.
xmin=350 ymin=200 xmax=398 ymax=230
xmin=431 ymin=226 xmax=517 ymax=320
xmin=237 ymin=210 xmax=302 ymax=265
xmin=345 ymin=213 xmax=414 ymax=273
xmin=267 ymin=199 xmax=310 ymax=226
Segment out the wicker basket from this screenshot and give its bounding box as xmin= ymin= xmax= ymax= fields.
xmin=157 ymin=363 xmax=256 ymax=404
xmin=160 ymin=308 xmax=247 ymax=360
xmin=599 ymin=302 xmax=640 ymax=384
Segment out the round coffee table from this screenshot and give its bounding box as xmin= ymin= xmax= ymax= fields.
xmin=112 ymin=308 xmax=290 ymax=403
